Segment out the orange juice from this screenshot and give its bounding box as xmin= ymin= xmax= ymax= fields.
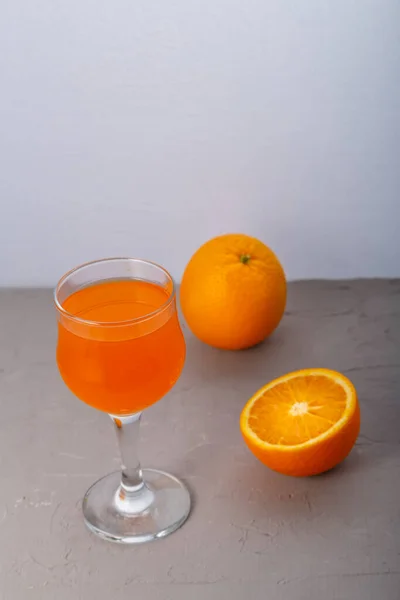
xmin=56 ymin=279 xmax=185 ymax=415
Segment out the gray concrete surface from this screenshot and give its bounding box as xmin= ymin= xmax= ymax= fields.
xmin=0 ymin=281 xmax=399 ymax=599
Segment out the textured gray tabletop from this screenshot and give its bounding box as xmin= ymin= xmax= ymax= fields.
xmin=0 ymin=281 xmax=399 ymax=599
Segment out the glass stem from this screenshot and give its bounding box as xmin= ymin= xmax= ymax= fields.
xmin=111 ymin=412 xmax=154 ymax=514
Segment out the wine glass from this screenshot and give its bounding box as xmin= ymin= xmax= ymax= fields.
xmin=54 ymin=258 xmax=190 ymax=543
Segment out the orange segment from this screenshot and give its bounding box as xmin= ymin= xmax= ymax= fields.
xmin=240 ymin=369 xmax=360 ymax=476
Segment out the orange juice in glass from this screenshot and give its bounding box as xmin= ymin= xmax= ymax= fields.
xmin=55 ymin=259 xmax=190 ymax=543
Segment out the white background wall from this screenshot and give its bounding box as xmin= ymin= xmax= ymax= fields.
xmin=1 ymin=0 xmax=399 ymax=286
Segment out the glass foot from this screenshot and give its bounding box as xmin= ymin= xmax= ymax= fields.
xmin=83 ymin=469 xmax=191 ymax=544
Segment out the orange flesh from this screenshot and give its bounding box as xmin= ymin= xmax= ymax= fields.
xmin=248 ymin=375 xmax=348 ymax=446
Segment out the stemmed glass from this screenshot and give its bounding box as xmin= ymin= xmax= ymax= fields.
xmin=54 ymin=258 xmax=190 ymax=543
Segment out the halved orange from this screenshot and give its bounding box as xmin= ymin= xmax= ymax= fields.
xmin=240 ymin=369 xmax=360 ymax=476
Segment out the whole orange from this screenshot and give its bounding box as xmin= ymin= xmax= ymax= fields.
xmin=180 ymin=234 xmax=286 ymax=350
